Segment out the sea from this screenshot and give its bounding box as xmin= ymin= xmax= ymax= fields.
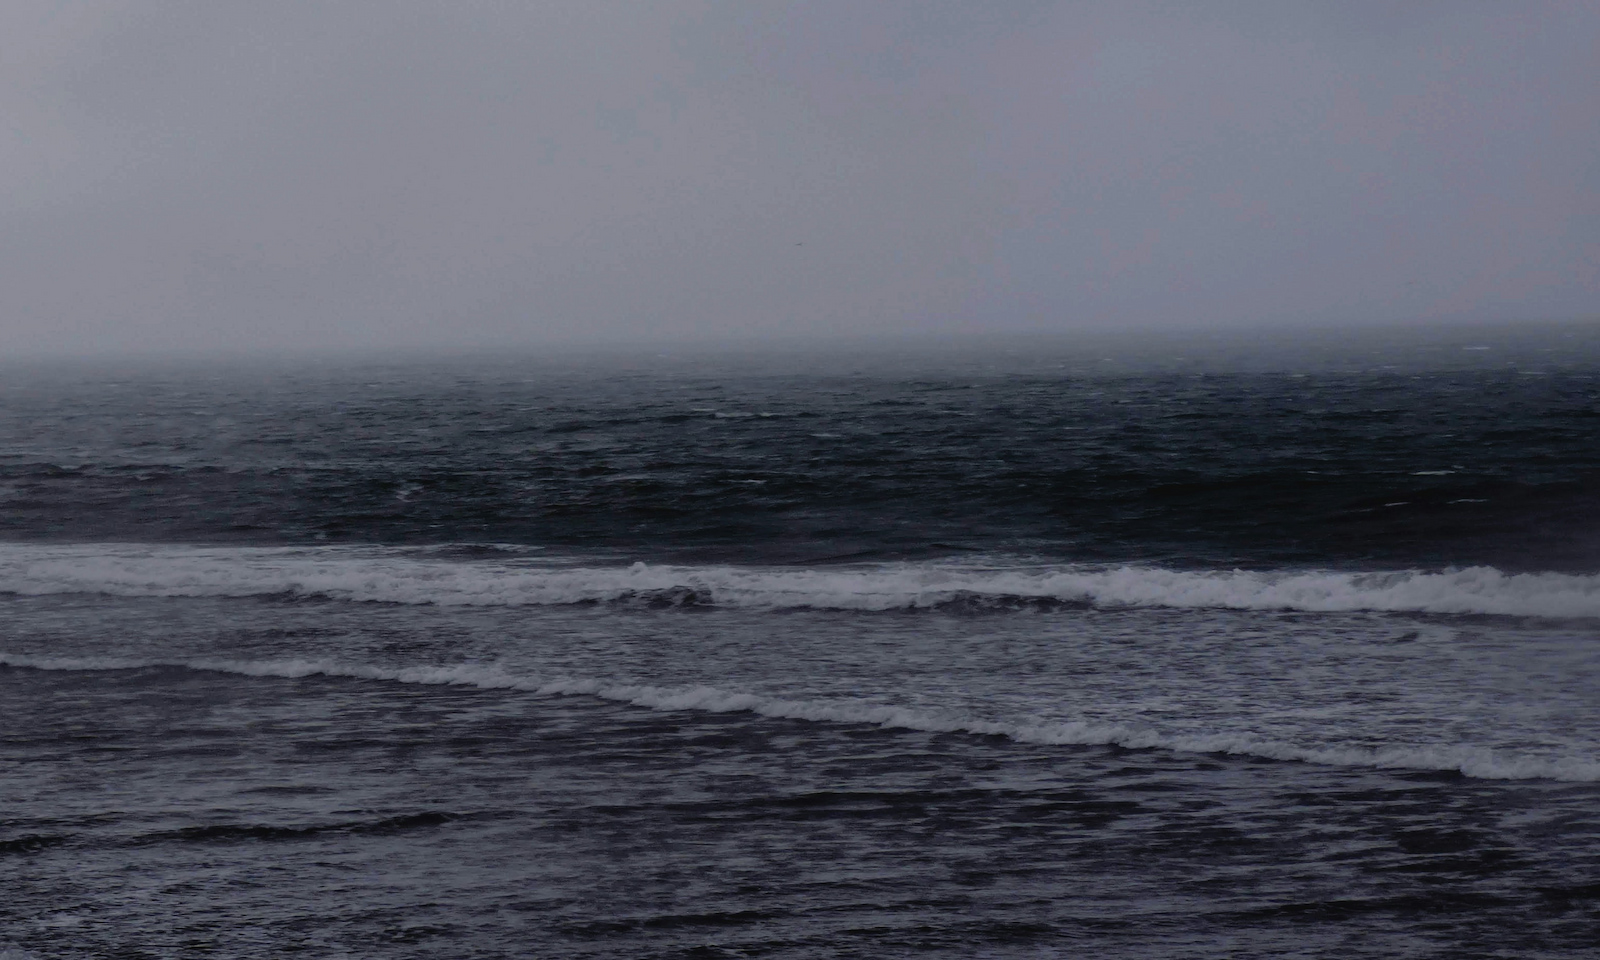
xmin=1 ymin=324 xmax=1597 ymax=958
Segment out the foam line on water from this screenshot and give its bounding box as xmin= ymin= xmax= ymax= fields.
xmin=4 ymin=652 xmax=1596 ymax=783
xmin=1 ymin=543 xmax=1598 ymax=617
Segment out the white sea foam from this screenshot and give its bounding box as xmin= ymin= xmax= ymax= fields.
xmin=0 ymin=543 xmax=1596 ymax=617
xmin=3 ymin=652 xmax=1597 ymax=782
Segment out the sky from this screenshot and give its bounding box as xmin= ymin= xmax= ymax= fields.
xmin=2 ymin=0 xmax=1597 ymax=357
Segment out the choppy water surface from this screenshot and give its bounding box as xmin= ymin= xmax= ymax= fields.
xmin=1 ymin=331 xmax=1597 ymax=957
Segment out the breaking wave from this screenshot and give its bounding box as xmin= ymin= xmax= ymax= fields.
xmin=0 ymin=544 xmax=1593 ymax=617
xmin=2 ymin=652 xmax=1595 ymax=782
xmin=0 ymin=543 xmax=1596 ymax=618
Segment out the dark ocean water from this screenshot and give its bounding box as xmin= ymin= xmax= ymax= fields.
xmin=2 ymin=327 xmax=1598 ymax=957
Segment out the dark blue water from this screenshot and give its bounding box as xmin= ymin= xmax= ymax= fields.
xmin=4 ymin=334 xmax=1599 ymax=571
xmin=1 ymin=327 xmax=1597 ymax=957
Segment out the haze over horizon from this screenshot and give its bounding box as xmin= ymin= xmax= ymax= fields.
xmin=3 ymin=0 xmax=1597 ymax=358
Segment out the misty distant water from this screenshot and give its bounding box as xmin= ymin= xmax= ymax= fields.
xmin=2 ymin=327 xmax=1597 ymax=958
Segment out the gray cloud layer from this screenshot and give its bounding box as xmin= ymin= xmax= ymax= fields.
xmin=3 ymin=1 xmax=1596 ymax=355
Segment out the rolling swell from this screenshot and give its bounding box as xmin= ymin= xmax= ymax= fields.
xmin=4 ymin=654 xmax=1595 ymax=782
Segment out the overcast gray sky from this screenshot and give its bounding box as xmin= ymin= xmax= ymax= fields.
xmin=2 ymin=0 xmax=1596 ymax=356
